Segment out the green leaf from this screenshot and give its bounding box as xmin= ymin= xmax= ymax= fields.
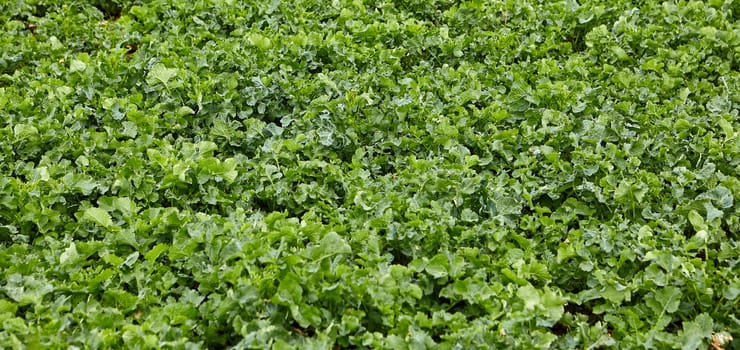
xmin=698 ymin=186 xmax=733 ymax=209
xmin=103 ymin=288 xmax=138 ymax=312
xmin=353 ymin=191 xmax=373 ymax=211
xmin=102 ymin=253 xmax=124 ymax=266
xmin=144 ymin=244 xmax=169 ymax=262
xmin=646 ymin=286 xmax=682 ymax=315
xmin=517 ymin=285 xmax=540 ymax=311
xmin=69 ymin=59 xmax=87 ymax=72
xmin=460 ymin=208 xmax=479 ymax=222
xmin=82 ymin=207 xmax=114 ymax=228
xmin=723 ymin=280 xmax=740 ymax=300
xmin=112 ymin=197 xmax=139 ymax=217
xmin=247 ymin=33 xmax=272 ymax=50
xmin=678 ymin=313 xmax=714 ymax=350
xmin=3 ymin=274 xmax=54 ymax=306
xmin=494 ymin=196 xmax=522 ymax=216
xmin=290 ymin=304 xmax=322 ymax=328
xmin=687 ymin=210 xmax=706 ymax=232
xmin=13 ymin=124 xmax=38 ymax=140
xmin=541 ymin=287 xmax=565 ymax=323
xmin=317 ymin=232 xmax=351 ymax=257
xmin=274 ymin=273 xmax=303 ymax=305
xmin=59 ymin=242 xmax=79 ymax=265
xmin=122 ymin=252 xmax=139 ymax=267
xmin=146 ymin=63 xmax=179 ymax=87
xmin=425 ymin=254 xmax=449 ymax=279
xmin=502 ymin=268 xmax=529 ymax=286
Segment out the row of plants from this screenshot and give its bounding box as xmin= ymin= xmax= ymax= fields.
xmin=1 ymin=0 xmax=738 ymax=348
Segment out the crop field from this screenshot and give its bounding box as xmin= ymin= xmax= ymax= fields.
xmin=1 ymin=0 xmax=740 ymax=348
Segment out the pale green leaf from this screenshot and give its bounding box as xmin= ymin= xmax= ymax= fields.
xmin=83 ymin=207 xmax=113 ymax=228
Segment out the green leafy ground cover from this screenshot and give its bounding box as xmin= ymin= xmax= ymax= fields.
xmin=1 ymin=0 xmax=740 ymax=348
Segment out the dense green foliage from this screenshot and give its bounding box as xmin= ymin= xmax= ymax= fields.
xmin=2 ymin=0 xmax=740 ymax=348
